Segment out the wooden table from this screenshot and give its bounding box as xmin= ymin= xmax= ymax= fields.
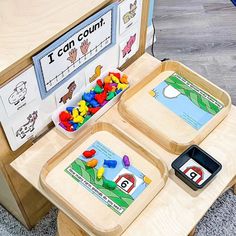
xmin=11 ymin=53 xmax=236 ymax=236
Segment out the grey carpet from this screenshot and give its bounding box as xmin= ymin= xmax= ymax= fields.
xmin=0 ymin=0 xmax=236 ymax=235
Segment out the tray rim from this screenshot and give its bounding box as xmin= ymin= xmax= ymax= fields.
xmin=40 ymin=122 xmax=168 ymax=236
xmin=118 ymin=60 xmax=232 ymax=154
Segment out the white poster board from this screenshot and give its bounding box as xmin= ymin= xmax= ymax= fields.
xmin=33 ymin=3 xmax=117 ymax=99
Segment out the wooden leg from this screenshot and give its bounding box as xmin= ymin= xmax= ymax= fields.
xmin=188 ymin=227 xmax=196 ymax=236
xmin=57 ymin=210 xmax=88 ymax=236
xmin=233 ymin=183 xmax=236 ymax=195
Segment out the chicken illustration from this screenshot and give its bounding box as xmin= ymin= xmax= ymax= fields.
xmin=89 ymin=65 xmax=103 ymax=83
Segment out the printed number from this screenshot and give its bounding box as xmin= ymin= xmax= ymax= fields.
xmin=117 ymin=177 xmax=133 ymax=192
xmin=121 ymin=180 xmax=129 ymax=188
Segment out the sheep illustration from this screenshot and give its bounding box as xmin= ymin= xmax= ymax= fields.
xmin=16 ymin=111 xmax=38 ymax=139
xmin=59 ymin=81 xmax=77 ymax=104
xmin=8 ymin=81 xmax=27 ymax=105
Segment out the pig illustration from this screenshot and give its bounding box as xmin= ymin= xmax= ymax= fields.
xmin=122 ymin=34 xmax=136 ymax=58
xmin=8 ymin=81 xmax=27 ymax=105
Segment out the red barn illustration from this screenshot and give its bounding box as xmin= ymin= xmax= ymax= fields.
xmin=183 ymin=166 xmax=204 ymax=184
xmin=115 ymin=173 xmax=136 ymax=193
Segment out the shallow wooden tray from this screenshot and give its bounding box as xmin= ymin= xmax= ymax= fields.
xmin=118 ymin=60 xmax=231 ymax=154
xmin=40 ymin=122 xmax=168 ymax=236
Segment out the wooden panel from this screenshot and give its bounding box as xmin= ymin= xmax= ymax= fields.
xmin=0 ymin=0 xmax=111 ymax=84
xmin=0 ymin=169 xmax=27 ymax=226
xmin=11 ymin=54 xmax=236 ymax=235
xmin=57 ymin=211 xmax=88 ymax=236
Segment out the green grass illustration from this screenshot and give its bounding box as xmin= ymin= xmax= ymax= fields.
xmin=165 ymin=74 xmax=222 ymax=115
xmin=65 ymin=159 xmax=134 ymax=211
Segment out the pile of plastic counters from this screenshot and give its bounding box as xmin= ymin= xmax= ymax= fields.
xmin=59 ymin=72 xmax=129 ymax=132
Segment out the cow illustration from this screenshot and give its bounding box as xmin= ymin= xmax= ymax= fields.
xmin=59 ymin=81 xmax=77 ymax=104
xmin=122 ymin=34 xmax=136 ymax=58
xmin=8 ymin=81 xmax=27 ymax=105
xmin=123 ymin=0 xmax=137 ymax=24
xmin=16 ymin=111 xmax=38 ymax=139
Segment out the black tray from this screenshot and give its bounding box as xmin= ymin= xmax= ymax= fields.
xmin=171 ymin=145 xmax=222 ymax=191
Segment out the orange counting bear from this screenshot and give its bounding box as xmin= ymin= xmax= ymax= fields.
xmin=86 ymin=159 xmax=98 ymax=168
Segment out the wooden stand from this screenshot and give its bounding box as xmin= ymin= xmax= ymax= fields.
xmin=0 ymin=0 xmax=150 ymax=227
xmin=11 ymin=53 xmax=236 ymax=235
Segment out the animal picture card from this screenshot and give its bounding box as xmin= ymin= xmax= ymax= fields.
xmin=1 ymin=101 xmax=43 ymax=151
xmin=180 ymin=159 xmax=212 ymax=185
xmin=84 ymin=47 xmax=119 ymax=85
xmin=119 ymin=30 xmax=139 ymax=67
xmin=119 ymin=0 xmax=142 ymax=34
xmin=0 ymin=67 xmax=40 ymax=117
xmin=55 ymin=71 xmax=85 ymax=107
xmin=33 ymin=3 xmax=117 ymax=99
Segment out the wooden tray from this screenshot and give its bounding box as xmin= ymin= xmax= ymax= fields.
xmin=40 ymin=122 xmax=168 ymax=236
xmin=118 ymin=60 xmax=231 ymax=154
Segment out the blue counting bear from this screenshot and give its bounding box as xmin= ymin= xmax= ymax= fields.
xmin=104 ymin=160 xmax=117 ymax=168
xmin=90 ymin=99 xmax=100 ymax=108
xmin=66 ymin=106 xmax=75 ymax=113
xmin=82 ymin=91 xmax=96 ymax=102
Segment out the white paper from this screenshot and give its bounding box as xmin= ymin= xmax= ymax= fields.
xmin=119 ymin=29 xmax=139 ymax=67
xmin=119 ymin=0 xmax=142 ymax=35
xmin=0 ymin=67 xmax=40 ymax=117
xmin=180 ymin=159 xmax=212 ymax=185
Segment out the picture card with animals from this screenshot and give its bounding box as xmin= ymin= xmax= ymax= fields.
xmin=0 ymin=67 xmax=40 ymax=117
xmin=119 ymin=0 xmax=142 ymax=35
xmin=55 ymin=71 xmax=86 ymax=107
xmin=84 ymin=47 xmax=119 ymax=85
xmin=119 ymin=29 xmax=139 ymax=67
xmin=33 ymin=3 xmax=117 ymax=99
xmin=1 ymin=101 xmax=43 ymax=151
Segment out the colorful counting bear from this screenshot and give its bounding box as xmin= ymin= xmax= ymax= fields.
xmin=120 ymin=74 xmax=129 ymax=84
xmin=59 ymin=111 xmax=73 ymax=131
xmin=83 ymin=149 xmax=96 ymax=158
xmin=88 ymin=107 xmax=100 ymax=114
xmin=111 ymin=75 xmax=120 ymax=84
xmin=106 ymin=91 xmax=116 ymax=101
xmin=94 ymin=84 xmax=103 ymax=94
xmin=123 ymin=155 xmax=130 ymax=167
xmin=95 ymin=91 xmax=107 ymax=105
xmin=118 ymin=83 xmax=129 ymax=91
xmin=109 ymin=72 xmax=121 ymax=80
xmin=104 ymin=160 xmax=117 ymax=168
xmin=78 ymin=100 xmax=88 ymax=116
xmin=104 ymin=75 xmax=112 ymax=84
xmin=97 ymin=167 xmax=105 ymax=179
xmin=82 ymin=91 xmax=95 ymax=102
xmin=86 ymin=159 xmax=98 ymax=168
xmin=103 ymin=179 xmax=117 ymax=190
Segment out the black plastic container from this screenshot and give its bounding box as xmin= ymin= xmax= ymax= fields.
xmin=171 ymin=145 xmax=222 ymax=191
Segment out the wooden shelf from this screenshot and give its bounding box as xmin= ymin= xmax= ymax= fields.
xmin=11 ymin=53 xmax=236 ymax=235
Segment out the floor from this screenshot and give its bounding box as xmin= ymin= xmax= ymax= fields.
xmin=1 ymin=0 xmax=236 ymax=235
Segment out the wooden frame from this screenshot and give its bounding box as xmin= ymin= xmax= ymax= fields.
xmin=118 ymin=60 xmax=231 ymax=154
xmin=40 ymin=122 xmax=167 ymax=236
xmin=0 ymin=0 xmax=150 ymax=228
